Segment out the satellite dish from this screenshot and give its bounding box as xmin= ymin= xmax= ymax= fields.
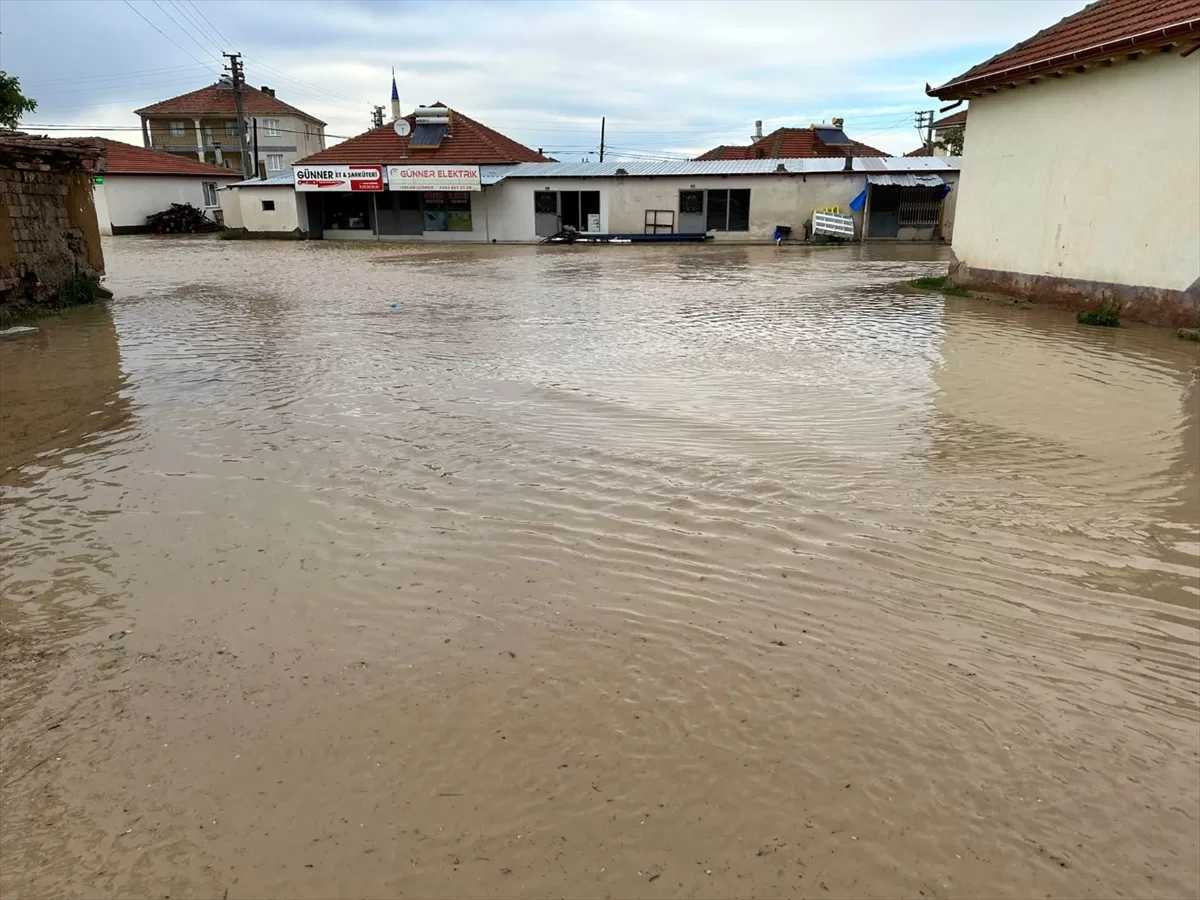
xmin=394 ymin=119 xmax=411 ymax=137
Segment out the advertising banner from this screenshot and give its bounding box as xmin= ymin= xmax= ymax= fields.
xmin=293 ymin=165 xmax=383 ymax=192
xmin=388 ymin=164 xmax=481 ymax=192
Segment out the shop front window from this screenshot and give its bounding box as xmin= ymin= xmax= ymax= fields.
xmin=323 ymin=193 xmax=372 ymax=230
xmin=422 ymin=192 xmax=473 ymax=231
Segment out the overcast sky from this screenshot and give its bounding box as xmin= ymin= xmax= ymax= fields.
xmin=1 ymin=0 xmax=1082 ymax=158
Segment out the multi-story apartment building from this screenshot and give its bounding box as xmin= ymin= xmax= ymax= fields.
xmin=135 ymin=81 xmax=326 ymax=177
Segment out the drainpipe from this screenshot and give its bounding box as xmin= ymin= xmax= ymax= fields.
xmin=193 ymin=117 xmax=204 ymax=162
xmin=483 ymin=185 xmax=491 ymax=243
xmin=141 ymin=116 xmax=150 ymax=148
xmin=861 ymin=182 xmax=872 ymax=243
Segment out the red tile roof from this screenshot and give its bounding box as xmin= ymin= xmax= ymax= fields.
xmin=695 ymin=126 xmax=886 ymax=161
xmin=694 ymin=144 xmax=750 ymax=161
xmin=135 ymin=83 xmax=326 ymax=125
xmin=932 ymin=110 xmax=968 ymax=129
xmin=931 ymin=0 xmax=1200 ymax=97
xmin=295 ymin=105 xmax=546 ymax=166
xmin=905 ymin=145 xmax=935 ymax=157
xmin=88 ymin=138 xmax=241 ymax=177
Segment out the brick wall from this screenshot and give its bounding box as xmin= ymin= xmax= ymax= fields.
xmin=0 ymin=161 xmax=104 ymax=304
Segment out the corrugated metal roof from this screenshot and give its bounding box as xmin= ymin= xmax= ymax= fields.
xmin=232 ymin=157 xmax=961 ymax=189
xmin=866 ymin=173 xmax=947 ymax=187
xmin=228 ymin=172 xmax=296 ymax=187
xmin=479 ymin=156 xmax=960 ymax=182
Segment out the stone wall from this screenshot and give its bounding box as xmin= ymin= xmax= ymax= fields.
xmin=0 ymin=136 xmax=105 ymax=306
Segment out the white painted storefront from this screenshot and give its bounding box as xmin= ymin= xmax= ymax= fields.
xmin=94 ymin=174 xmax=239 ymax=235
xmin=950 ymin=51 xmax=1199 ymax=295
xmin=223 ymin=160 xmax=960 ymax=244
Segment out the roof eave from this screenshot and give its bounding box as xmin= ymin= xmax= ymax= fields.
xmin=929 ymin=18 xmax=1200 ymax=99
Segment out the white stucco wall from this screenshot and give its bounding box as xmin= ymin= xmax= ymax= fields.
xmin=482 ymin=172 xmax=945 ymax=243
xmin=98 ymin=174 xmax=239 ymax=230
xmin=93 ymin=179 xmax=113 ymax=236
xmin=951 ymin=51 xmax=1200 ymax=291
xmin=254 ymin=170 xmax=959 ymax=243
xmin=224 ymin=185 xmax=301 ymax=232
xmin=484 ymin=179 xmax=611 ymax=242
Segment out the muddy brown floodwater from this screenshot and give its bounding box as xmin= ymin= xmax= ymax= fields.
xmin=1 ymin=238 xmax=1197 ymax=900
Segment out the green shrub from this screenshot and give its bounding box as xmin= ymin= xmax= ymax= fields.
xmin=910 ymin=275 xmax=948 ymax=290
xmin=217 ymin=227 xmax=251 ymax=240
xmin=56 ymin=271 xmax=102 ymax=308
xmin=1077 ymin=298 xmax=1122 ymax=327
xmin=1177 ymin=328 xmax=1200 ymax=342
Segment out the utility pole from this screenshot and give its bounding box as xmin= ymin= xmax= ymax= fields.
xmin=599 ymin=116 xmax=605 ymax=163
xmin=915 ymin=110 xmax=935 ymax=151
xmin=223 ymin=51 xmax=253 ymax=178
xmin=372 ymin=105 xmax=385 ymax=129
xmin=253 ymin=117 xmax=262 ymax=179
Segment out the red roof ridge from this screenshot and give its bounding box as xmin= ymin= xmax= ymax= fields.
xmin=294 ymin=105 xmax=545 ymax=166
xmin=135 ymin=82 xmax=327 ymax=126
xmin=695 ymin=125 xmax=886 ymax=161
xmin=90 ymin=137 xmax=241 ymax=177
xmin=932 ymin=110 xmax=968 ymax=128
xmin=931 ymin=0 xmax=1200 ymax=97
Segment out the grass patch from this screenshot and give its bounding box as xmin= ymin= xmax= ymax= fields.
xmin=217 ymin=227 xmax=251 ymax=240
xmin=56 ymin=271 xmax=102 ymax=308
xmin=1177 ymin=328 xmax=1200 ymax=342
xmin=909 ymin=275 xmax=969 ymax=297
xmin=1077 ymin=298 xmax=1122 ymax=327
xmin=910 ymin=275 xmax=948 ymax=290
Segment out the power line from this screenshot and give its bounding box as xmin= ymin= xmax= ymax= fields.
xmin=121 ymin=0 xmax=215 ymax=70
xmin=32 ymin=76 xmax=222 ymax=98
xmin=25 ymin=64 xmax=210 ymax=87
xmin=149 ymin=0 xmax=221 ymax=61
xmin=22 ymin=122 xmax=362 ymax=141
xmin=242 ymin=57 xmax=367 ymax=109
xmin=171 ymin=0 xmax=225 ymax=54
xmin=183 ymin=0 xmax=235 ymax=52
xmin=166 ymin=0 xmax=225 ymax=56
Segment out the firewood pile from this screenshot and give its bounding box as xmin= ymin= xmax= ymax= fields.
xmin=145 ymin=203 xmax=219 ymax=234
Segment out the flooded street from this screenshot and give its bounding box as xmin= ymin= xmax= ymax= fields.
xmin=2 ymin=238 xmax=1197 ymax=899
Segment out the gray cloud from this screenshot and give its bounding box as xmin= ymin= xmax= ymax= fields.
xmin=2 ymin=0 xmax=1082 ymax=156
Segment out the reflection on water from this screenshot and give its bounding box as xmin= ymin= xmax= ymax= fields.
xmin=1 ymin=237 xmax=1197 ymax=900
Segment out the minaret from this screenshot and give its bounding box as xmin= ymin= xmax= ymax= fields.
xmin=390 ymin=68 xmax=401 ymax=121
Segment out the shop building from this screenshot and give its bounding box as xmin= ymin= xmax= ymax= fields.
xmin=221 ymin=105 xmax=960 ymax=243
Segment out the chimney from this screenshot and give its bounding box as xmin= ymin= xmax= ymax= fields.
xmin=260 ymin=85 xmax=275 ymax=98
xmin=753 ymin=119 xmax=763 ymax=141
xmin=843 ymin=154 xmax=853 ymax=171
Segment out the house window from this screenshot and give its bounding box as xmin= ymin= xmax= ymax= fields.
xmin=422 ymin=192 xmax=473 ymax=231
xmin=264 ymin=118 xmax=280 ymax=136
xmin=226 ymin=120 xmax=240 ymax=137
xmin=261 ymin=199 xmax=276 ymax=211
xmin=266 ymin=154 xmax=284 ymax=171
xmin=169 ymin=121 xmax=186 ymax=136
xmin=202 ymin=182 xmax=219 ymax=208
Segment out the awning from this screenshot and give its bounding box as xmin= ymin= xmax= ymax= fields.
xmin=866 ymin=173 xmax=946 ymax=187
